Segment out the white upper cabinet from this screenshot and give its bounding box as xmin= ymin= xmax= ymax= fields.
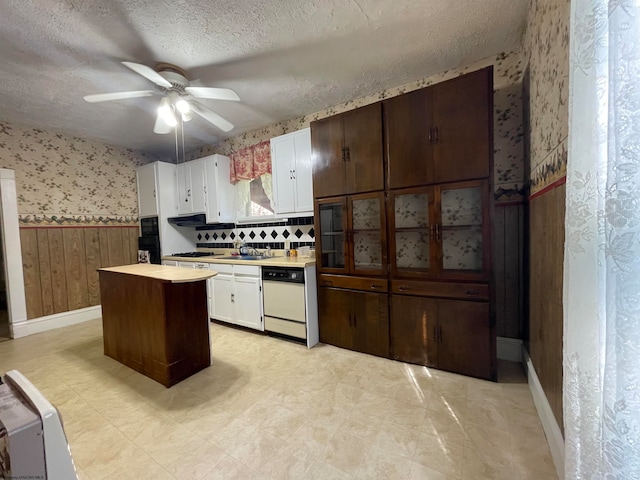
xmin=176 ymin=159 xmax=206 ymax=215
xmin=271 ymin=128 xmax=313 ymax=215
xmin=204 ymin=154 xmax=236 ymax=224
xmin=137 ymin=163 xmax=159 ymax=217
xmin=176 ymin=155 xmax=235 ymax=222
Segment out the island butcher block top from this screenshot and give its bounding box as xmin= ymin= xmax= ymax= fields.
xmin=98 ymin=263 xmax=217 ymax=283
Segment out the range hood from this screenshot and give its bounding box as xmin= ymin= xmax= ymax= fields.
xmin=167 ymin=214 xmax=207 ymax=227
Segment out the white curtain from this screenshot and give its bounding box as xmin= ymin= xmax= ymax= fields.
xmin=564 ymin=1 xmax=640 ymax=478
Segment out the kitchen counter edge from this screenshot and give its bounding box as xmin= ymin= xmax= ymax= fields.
xmin=162 ymin=256 xmax=316 ymax=268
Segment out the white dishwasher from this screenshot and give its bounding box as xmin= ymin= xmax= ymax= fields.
xmin=262 ymin=267 xmax=307 ymax=340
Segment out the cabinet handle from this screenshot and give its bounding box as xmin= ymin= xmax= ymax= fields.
xmin=153 ymin=189 xmax=156 ymax=198
xmin=436 ymin=224 xmax=441 ymax=243
xmin=370 ymin=283 xmax=381 ymax=290
xmin=289 ymin=170 xmax=293 ymax=179
xmin=341 ymin=147 xmax=347 ymax=162
xmin=433 ymin=326 xmax=437 ymax=340
xmin=438 ymin=326 xmax=443 ymax=343
xmin=187 ymin=189 xmax=191 ymax=197
xmin=292 ymin=169 xmax=296 ymax=180
xmin=348 ymin=312 xmax=352 ymax=327
xmin=434 ymin=127 xmax=440 ymax=143
xmin=231 ymin=293 xmax=235 ymax=303
xmin=428 ymin=127 xmax=433 ymax=143
xmin=398 ymin=285 xmax=410 ymax=292
xmin=429 ymin=224 xmax=435 ymax=242
xmin=345 ymin=147 xmax=351 ymax=162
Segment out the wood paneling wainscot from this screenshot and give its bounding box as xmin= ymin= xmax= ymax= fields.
xmin=20 ymin=226 xmax=139 ymax=320
xmin=492 ymin=203 xmax=525 ymax=338
xmin=529 ymin=182 xmax=565 ymax=431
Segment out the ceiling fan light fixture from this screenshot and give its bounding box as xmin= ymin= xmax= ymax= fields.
xmin=175 ymin=98 xmax=190 ymax=115
xmin=158 ymin=97 xmax=177 ymax=126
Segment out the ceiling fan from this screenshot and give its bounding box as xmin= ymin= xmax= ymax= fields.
xmin=83 ymin=61 xmax=239 ymax=133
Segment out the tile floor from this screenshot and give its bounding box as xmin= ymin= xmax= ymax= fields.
xmin=0 ymin=320 xmax=557 ymax=480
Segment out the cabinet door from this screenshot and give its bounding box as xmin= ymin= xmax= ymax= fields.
xmin=343 ymin=103 xmax=384 ymax=194
xmin=293 ymin=128 xmax=314 ymax=212
xmin=137 ymin=163 xmax=158 ymax=217
xmin=436 ymin=299 xmax=492 ymax=380
xmin=318 ymin=287 xmax=353 ymax=350
xmin=311 ymin=115 xmax=345 ymax=198
xmin=233 ymin=275 xmax=263 ymax=330
xmin=388 ymin=187 xmax=437 ymax=278
xmin=349 ymin=192 xmax=387 ymax=276
xmin=211 ymin=273 xmax=234 ymax=323
xmin=436 ymin=181 xmax=489 ymax=281
xmin=271 ymin=136 xmax=296 ymax=214
xmin=384 ymin=89 xmax=435 ymax=189
xmin=390 ymin=295 xmax=437 ymax=366
xmin=176 ymin=163 xmax=191 ymax=215
xmin=189 ymin=160 xmax=206 ymax=214
xmin=431 ymin=67 xmax=492 ymax=183
xmin=351 ymin=291 xmax=389 ymax=357
xmin=316 ymin=198 xmax=348 ymax=273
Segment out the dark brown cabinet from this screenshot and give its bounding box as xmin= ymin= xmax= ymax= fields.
xmin=312 ymin=103 xmax=384 ymax=197
xmin=388 ymin=180 xmax=491 ymax=282
xmin=384 ymin=67 xmax=492 ymax=189
xmin=319 ymin=287 xmax=389 ymax=357
xmin=316 ymin=192 xmax=387 ymax=276
xmin=312 ymin=67 xmax=495 ymax=381
xmin=391 ymin=295 xmax=492 ymax=379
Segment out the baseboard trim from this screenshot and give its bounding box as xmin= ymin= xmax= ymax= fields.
xmin=523 ymin=349 xmax=565 ymax=480
xmin=497 ymin=336 xmax=522 ymax=362
xmin=12 ymin=306 xmax=102 ymax=338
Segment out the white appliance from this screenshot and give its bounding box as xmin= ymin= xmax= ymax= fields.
xmin=0 ymin=370 xmax=78 ymax=479
xmin=262 ymin=266 xmax=318 ymax=347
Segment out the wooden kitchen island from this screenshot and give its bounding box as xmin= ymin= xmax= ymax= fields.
xmin=98 ymin=264 xmax=216 ymax=387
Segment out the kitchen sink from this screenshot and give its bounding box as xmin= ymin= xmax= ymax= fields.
xmin=219 ymin=255 xmax=268 ymax=261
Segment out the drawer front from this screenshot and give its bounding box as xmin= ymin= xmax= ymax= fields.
xmin=391 ymin=280 xmax=488 ymax=300
xmin=233 ymin=264 xmax=260 ymax=276
xmin=210 ymin=263 xmax=233 ymax=274
xmin=265 ymin=316 xmax=307 ymax=339
xmin=178 ymin=262 xmax=195 ymax=269
xmin=318 ymin=274 xmax=388 ymax=293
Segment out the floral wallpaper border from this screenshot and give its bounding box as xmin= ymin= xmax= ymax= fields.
xmin=530 ymin=137 xmax=567 ymax=196
xmin=18 ymin=215 xmax=138 ymax=227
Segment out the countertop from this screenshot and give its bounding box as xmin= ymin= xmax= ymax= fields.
xmin=98 ymin=264 xmax=217 ymax=283
xmin=162 ymin=255 xmax=316 ymax=268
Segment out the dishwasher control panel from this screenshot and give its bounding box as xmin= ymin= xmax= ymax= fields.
xmin=262 ymin=267 xmax=304 ymax=283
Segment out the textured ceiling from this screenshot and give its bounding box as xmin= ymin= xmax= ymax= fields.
xmin=0 ymin=1 xmax=527 ymax=157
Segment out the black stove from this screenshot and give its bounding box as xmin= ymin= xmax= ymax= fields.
xmin=171 ymin=252 xmax=218 ymax=258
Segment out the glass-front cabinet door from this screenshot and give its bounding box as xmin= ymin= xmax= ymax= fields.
xmin=316 ymin=198 xmax=348 ymax=273
xmin=389 ymin=187 xmax=435 ymax=277
xmin=389 ymin=180 xmax=489 ymax=281
xmin=348 ymin=192 xmax=387 ymax=276
xmin=437 ymin=180 xmax=489 ymax=280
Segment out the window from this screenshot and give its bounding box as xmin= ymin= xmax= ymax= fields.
xmin=235 ymin=173 xmax=275 ymax=220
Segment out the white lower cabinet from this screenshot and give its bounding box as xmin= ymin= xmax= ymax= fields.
xmin=210 ymin=264 xmax=263 ymax=331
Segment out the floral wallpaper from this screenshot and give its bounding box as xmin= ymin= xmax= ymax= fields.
xmin=190 ymin=50 xmax=526 ymax=204
xmin=524 ymin=0 xmax=571 ymax=194
xmin=0 ymin=122 xmax=160 ymax=225
xmin=441 ymin=187 xmax=482 ymax=226
xmin=442 ymin=228 xmax=483 ymax=271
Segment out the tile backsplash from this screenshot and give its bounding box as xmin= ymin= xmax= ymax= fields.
xmin=195 ymin=216 xmax=315 ymax=250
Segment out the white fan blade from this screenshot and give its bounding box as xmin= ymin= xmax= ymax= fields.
xmin=83 ymin=90 xmax=156 ymax=103
xmin=153 ymin=110 xmax=172 ymax=134
xmin=190 ymin=100 xmax=234 ymax=132
xmin=184 ymin=86 xmax=240 ymax=101
xmin=122 ymin=61 xmax=172 ymax=88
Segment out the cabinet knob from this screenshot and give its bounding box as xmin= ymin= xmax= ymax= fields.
xmin=370 ymin=283 xmax=381 ymax=290
xmin=465 ymin=290 xmax=480 ymax=297
xmin=323 ymin=280 xmax=333 ymax=286
xmin=398 ymin=285 xmax=410 ymax=292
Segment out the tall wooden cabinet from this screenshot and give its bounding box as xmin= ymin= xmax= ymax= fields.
xmin=312 ymin=66 xmax=495 ymax=380
xmin=311 ymin=103 xmax=384 ymax=198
